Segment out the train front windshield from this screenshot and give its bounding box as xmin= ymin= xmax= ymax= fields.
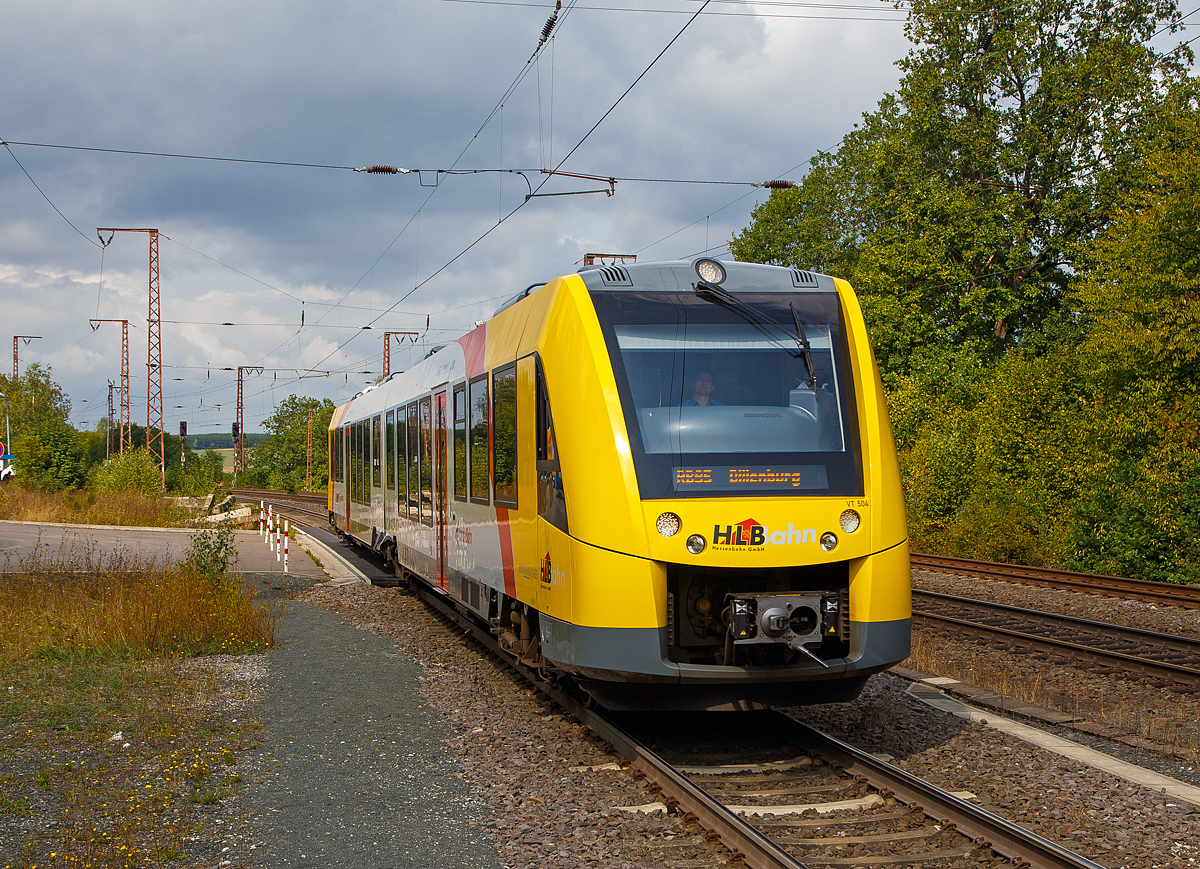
xmin=591 ymin=291 xmax=863 ymax=499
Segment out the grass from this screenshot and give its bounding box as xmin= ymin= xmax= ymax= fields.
xmin=0 ymin=488 xmax=189 ymax=528
xmin=0 ymin=544 xmax=279 ymax=867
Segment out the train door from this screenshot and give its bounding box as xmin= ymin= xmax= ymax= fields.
xmin=434 ymin=390 xmax=449 ymax=590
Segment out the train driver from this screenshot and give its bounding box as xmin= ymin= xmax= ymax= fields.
xmin=682 ymin=371 xmax=727 ymax=407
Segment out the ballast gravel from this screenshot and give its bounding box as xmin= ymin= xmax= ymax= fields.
xmin=302 ymin=580 xmax=1200 ymax=869
xmin=912 ymin=569 xmax=1200 ymax=771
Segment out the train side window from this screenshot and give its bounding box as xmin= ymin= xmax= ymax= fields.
xmin=493 ymin=364 xmax=517 ymax=507
xmin=333 ymin=428 xmax=342 ymax=483
xmin=371 ymin=416 xmax=382 ymax=489
xmin=385 ymin=410 xmax=396 ymax=490
xmin=419 ymin=397 xmax=433 ymax=525
xmin=453 ymin=383 xmax=467 ymax=502
xmin=357 ymin=421 xmax=365 ymax=504
xmin=468 ymin=375 xmax=490 ymax=505
xmin=397 ymin=406 xmax=407 ymax=512
xmin=407 ymin=403 xmax=420 ymax=519
xmin=350 ymin=423 xmax=359 ymax=503
xmin=337 ymin=427 xmax=344 ymax=484
xmin=536 ymin=357 xmax=568 ymax=532
xmin=350 ymin=420 xmax=357 ymax=501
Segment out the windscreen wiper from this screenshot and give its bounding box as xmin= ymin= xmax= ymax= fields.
xmin=693 ymin=281 xmax=819 ymax=399
xmin=790 ymin=302 xmax=818 ymax=397
xmin=693 ymin=281 xmax=797 ymax=354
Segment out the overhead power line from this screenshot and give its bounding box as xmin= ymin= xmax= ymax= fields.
xmin=436 ymin=0 xmax=906 ymax=18
xmin=2 ymin=140 xmax=101 ymax=247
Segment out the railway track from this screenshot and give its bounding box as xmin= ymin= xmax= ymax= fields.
xmin=913 ymin=590 xmax=1200 ymax=691
xmin=231 ymin=488 xmax=328 ymax=526
xmin=406 ymin=565 xmax=1103 ymax=869
xmin=912 ymin=552 xmax=1200 ymax=609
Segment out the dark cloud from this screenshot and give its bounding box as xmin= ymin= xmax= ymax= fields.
xmin=2 ymin=0 xmax=911 ymax=431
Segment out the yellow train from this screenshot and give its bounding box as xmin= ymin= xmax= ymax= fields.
xmin=328 ymin=257 xmax=910 ymax=710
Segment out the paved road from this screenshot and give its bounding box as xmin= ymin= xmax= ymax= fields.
xmin=0 ymin=520 xmax=323 ymax=576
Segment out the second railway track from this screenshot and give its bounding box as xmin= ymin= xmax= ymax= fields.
xmin=232 ymin=488 xmax=328 ymax=526
xmin=913 ymin=589 xmax=1200 ymax=690
xmin=912 ymin=553 xmax=1200 ymax=609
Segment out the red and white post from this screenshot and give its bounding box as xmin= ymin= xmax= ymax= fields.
xmin=259 ymin=501 xmax=264 ymax=536
xmin=283 ymin=520 xmax=289 ymax=573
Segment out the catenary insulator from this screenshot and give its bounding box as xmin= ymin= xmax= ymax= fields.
xmin=756 ymin=180 xmax=795 ymax=189
xmin=540 ymin=11 xmax=558 ymax=43
xmin=354 ymin=165 xmax=409 ymax=174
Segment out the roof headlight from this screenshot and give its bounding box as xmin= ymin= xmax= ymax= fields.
xmin=695 ymin=258 xmax=726 ymax=285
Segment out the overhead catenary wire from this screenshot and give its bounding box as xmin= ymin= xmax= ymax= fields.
xmin=333 ymin=0 xmax=718 ymax=349
xmin=2 ymin=140 xmax=101 ymax=247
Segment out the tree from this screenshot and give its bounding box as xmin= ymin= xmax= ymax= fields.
xmin=731 ymin=0 xmax=1191 ymax=379
xmin=0 ymin=364 xmax=88 ymax=489
xmin=1062 ymin=88 xmax=1200 ymax=582
xmin=242 ymin=395 xmax=335 ymax=492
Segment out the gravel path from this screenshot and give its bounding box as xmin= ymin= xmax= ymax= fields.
xmin=303 ymin=580 xmax=1200 ymax=869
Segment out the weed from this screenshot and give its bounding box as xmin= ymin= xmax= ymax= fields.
xmin=185 ymin=526 xmax=237 ymax=576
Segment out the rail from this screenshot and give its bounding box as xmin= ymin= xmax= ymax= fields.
xmin=231 ymin=488 xmax=328 ymax=525
xmin=912 ymin=552 xmax=1200 ymax=609
xmin=913 ymin=589 xmax=1200 ymax=688
xmin=403 ymin=558 xmax=1103 ymax=869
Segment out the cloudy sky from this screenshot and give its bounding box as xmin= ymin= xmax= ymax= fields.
xmin=1 ymin=1 xmax=1188 ymax=435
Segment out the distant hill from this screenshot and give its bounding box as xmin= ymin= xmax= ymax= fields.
xmin=187 ymin=432 xmax=267 ymax=450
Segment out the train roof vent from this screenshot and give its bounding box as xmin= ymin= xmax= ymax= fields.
xmin=598 ymin=266 xmax=633 ymax=287
xmin=791 ymin=269 xmax=820 ymax=288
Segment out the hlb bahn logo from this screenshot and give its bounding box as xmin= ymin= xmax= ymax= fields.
xmin=540 ymin=552 xmax=566 ymax=588
xmin=713 ymin=518 xmax=818 ymax=552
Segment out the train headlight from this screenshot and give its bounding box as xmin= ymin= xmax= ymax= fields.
xmin=695 ymin=258 xmax=726 ymax=284
xmin=820 ymin=532 xmax=838 ymax=551
xmin=656 ymin=512 xmax=681 ymax=537
xmin=839 ymin=509 xmax=860 ymax=533
xmin=686 ymin=534 xmax=707 ymax=554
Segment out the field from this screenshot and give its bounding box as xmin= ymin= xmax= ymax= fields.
xmin=211 ymin=449 xmax=236 ymax=472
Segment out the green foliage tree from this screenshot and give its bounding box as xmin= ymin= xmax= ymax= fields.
xmin=729 ymin=0 xmax=1200 ymax=582
xmin=242 ymin=395 xmax=335 ymax=492
xmin=0 ymin=364 xmax=88 ymax=489
xmin=731 ymin=0 xmax=1191 ymax=379
xmin=1062 ymin=92 xmax=1200 ymax=582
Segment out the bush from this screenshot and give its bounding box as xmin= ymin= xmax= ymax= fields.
xmin=90 ymin=448 xmax=162 ymax=495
